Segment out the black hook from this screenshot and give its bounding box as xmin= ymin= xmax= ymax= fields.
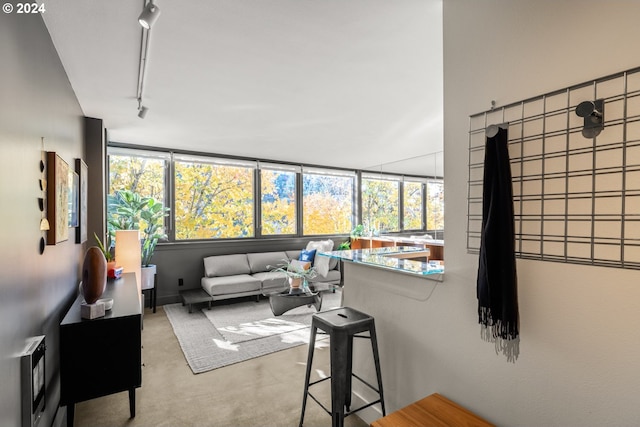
xmin=576 ymin=99 xmax=604 ymax=138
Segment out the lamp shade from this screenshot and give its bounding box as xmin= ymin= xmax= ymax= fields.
xmin=115 ymin=230 xmax=141 ymax=295
xmin=138 ymin=2 xmax=161 ymax=29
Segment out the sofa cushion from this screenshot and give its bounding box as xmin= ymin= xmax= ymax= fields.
xmin=203 ymin=254 xmax=250 ymax=278
xmin=287 ymin=249 xmax=337 ymax=270
xmin=286 ymin=250 xmax=301 ymax=261
xmin=299 ymin=249 xmax=316 ymax=264
xmin=306 ymin=240 xmax=334 ymax=277
xmin=247 ymin=251 xmax=289 ymax=274
xmin=252 ymin=271 xmax=289 ymax=292
xmin=201 ymin=274 xmax=261 ymax=296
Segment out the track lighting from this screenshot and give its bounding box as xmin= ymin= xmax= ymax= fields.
xmin=138 ymin=1 xmax=161 ymax=29
xmin=137 ymin=98 xmax=148 ymax=119
xmin=138 ymin=106 xmax=148 ymax=119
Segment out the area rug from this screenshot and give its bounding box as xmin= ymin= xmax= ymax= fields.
xmin=163 ymin=291 xmax=341 ymax=374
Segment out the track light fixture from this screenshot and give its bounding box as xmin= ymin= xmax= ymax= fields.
xmin=138 ymin=106 xmax=148 ymax=119
xmin=138 ymin=1 xmax=161 ymax=29
xmin=137 ymin=98 xmax=148 ymax=119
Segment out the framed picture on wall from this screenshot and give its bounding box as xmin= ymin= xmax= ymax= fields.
xmin=68 ymin=170 xmax=79 ymax=228
xmin=75 ymin=159 xmax=88 ymax=244
xmin=46 ymin=152 xmax=69 ymax=245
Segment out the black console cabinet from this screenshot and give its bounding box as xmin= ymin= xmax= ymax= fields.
xmin=60 ymin=273 xmax=141 ymax=427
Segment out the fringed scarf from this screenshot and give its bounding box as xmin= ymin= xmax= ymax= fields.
xmin=477 ymin=127 xmax=520 ymax=361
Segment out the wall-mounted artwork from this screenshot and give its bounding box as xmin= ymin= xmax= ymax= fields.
xmin=68 ymin=170 xmax=79 ymax=228
xmin=75 ymin=159 xmax=88 ymax=244
xmin=46 ymin=152 xmax=69 ymax=245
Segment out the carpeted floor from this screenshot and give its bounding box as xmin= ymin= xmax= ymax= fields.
xmin=72 ymin=301 xmax=369 ymax=427
xmin=164 ymin=291 xmax=341 ymax=374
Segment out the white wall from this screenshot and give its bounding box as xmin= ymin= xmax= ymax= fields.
xmin=441 ymin=1 xmax=640 ymax=425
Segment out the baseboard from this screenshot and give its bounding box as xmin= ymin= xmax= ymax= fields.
xmin=350 ymin=391 xmax=384 ymax=425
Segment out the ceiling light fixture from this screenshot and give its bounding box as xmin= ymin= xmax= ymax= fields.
xmin=136 ymin=0 xmax=160 ymax=118
xmin=138 ymin=0 xmax=161 ymax=29
xmin=137 ymin=99 xmax=148 ymax=119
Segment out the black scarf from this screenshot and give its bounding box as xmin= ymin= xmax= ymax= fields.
xmin=477 ymin=127 xmax=519 ymax=346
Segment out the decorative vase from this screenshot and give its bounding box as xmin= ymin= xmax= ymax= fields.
xmin=141 ymin=264 xmax=156 ymax=291
xmin=288 ymin=276 xmax=302 ymax=289
xmin=82 ymin=246 xmax=107 ymax=304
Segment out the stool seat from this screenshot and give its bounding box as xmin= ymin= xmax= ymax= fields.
xmin=300 ymin=306 xmax=385 ymax=427
xmin=312 ymin=307 xmax=374 ymax=331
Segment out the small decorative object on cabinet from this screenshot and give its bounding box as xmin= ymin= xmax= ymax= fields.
xmin=81 ymin=247 xmax=107 ymax=305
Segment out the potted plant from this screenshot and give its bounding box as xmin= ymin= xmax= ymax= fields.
xmin=337 ymin=240 xmax=351 ymax=250
xmin=108 ymin=190 xmax=170 ymax=289
xmin=94 ymin=232 xmax=117 ymax=276
xmin=270 ymin=259 xmax=318 ymax=292
xmin=349 ymin=224 xmax=365 ymax=249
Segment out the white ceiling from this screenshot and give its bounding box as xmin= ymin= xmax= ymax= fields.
xmin=42 ymin=0 xmax=443 ymax=176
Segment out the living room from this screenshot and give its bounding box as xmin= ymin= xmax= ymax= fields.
xmin=3 ymin=2 xmax=640 ymax=427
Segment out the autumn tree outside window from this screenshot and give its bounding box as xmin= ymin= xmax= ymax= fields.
xmin=361 ymin=174 xmax=401 ymax=233
xmin=107 ymin=147 xmax=442 ymax=242
xmin=302 ymin=168 xmax=355 ymax=235
xmin=260 ymin=163 xmax=298 ymax=236
xmin=174 ymin=155 xmax=255 ymax=240
xmin=427 ymin=179 xmax=444 ymax=230
xmin=403 ymin=180 xmax=425 ymax=230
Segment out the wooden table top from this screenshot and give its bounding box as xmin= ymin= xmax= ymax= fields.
xmin=370 ymin=393 xmax=495 ymax=427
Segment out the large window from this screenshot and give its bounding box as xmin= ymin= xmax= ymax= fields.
xmin=403 ymin=180 xmax=424 ymax=230
xmin=107 ymin=146 xmax=438 ymax=241
xmin=260 ymin=164 xmax=297 ymax=236
xmin=174 ymin=155 xmax=255 ymax=240
xmin=361 ymin=174 xmax=400 ymax=233
xmin=427 ymin=179 xmax=444 ymax=230
xmin=303 ymin=168 xmax=355 ymax=235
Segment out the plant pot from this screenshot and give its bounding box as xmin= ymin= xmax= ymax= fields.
xmin=141 ymin=264 xmax=156 ymax=291
xmin=288 ymin=276 xmax=302 ymax=289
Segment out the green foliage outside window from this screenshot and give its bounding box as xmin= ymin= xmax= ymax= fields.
xmin=108 ymin=155 xmax=165 ymax=205
xmin=362 ymin=178 xmax=399 ymax=233
xmin=427 ymin=180 xmax=444 ymax=230
xmin=403 ymin=181 xmax=423 ymax=230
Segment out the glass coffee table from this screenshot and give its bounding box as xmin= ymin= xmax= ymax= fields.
xmin=263 ymin=284 xmax=326 ymax=316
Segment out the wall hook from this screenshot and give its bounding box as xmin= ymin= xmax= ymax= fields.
xmin=576 ymin=99 xmax=604 ymax=138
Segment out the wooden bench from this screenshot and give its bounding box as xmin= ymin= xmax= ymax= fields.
xmin=370 ymin=393 xmax=495 ymax=427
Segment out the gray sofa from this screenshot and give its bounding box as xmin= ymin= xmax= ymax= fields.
xmin=201 ymin=250 xmax=340 ymax=301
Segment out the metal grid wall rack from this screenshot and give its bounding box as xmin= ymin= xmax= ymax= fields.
xmin=467 ymin=66 xmax=640 ymax=270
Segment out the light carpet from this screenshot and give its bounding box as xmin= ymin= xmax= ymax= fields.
xmin=164 ymin=290 xmax=341 ymax=374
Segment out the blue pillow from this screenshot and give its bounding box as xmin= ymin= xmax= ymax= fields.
xmin=299 ymin=249 xmax=316 ymax=265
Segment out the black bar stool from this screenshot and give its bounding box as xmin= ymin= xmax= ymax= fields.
xmin=299 ymin=307 xmax=386 ymax=427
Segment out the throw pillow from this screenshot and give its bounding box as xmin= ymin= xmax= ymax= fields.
xmin=305 ymin=240 xmax=334 ymax=277
xmin=289 ymin=259 xmax=311 ymax=272
xmin=299 ymin=249 xmax=316 ymax=265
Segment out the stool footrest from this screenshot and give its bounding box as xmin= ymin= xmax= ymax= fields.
xmin=352 ymin=372 xmax=381 ymax=395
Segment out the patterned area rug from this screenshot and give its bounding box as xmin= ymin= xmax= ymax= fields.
xmin=164 ymin=290 xmax=341 ymax=374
